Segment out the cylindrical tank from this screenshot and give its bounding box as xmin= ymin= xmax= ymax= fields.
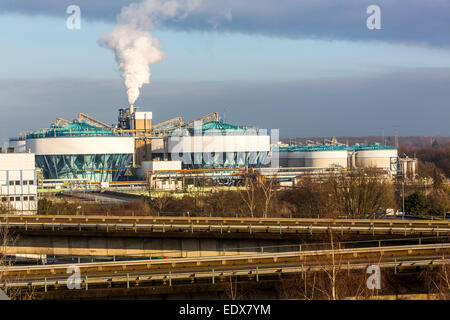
xmin=9 ymin=139 xmax=27 ymax=153
xmin=410 ymin=159 xmax=416 ymax=178
xmin=304 ymin=150 xmax=348 ymax=168
xmin=279 ymin=151 xmax=289 ymax=167
xmin=287 ymin=151 xmax=305 ymax=167
xmin=347 ymin=151 xmax=358 ymax=169
xmin=26 ymin=136 xmax=135 ymax=155
xmin=355 ymin=149 xmax=398 ymax=169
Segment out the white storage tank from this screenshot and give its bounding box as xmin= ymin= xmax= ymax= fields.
xmin=304 ymin=150 xmax=348 ymax=168
xmin=278 ymin=145 xmax=348 ymax=169
xmin=355 ymin=148 xmax=398 ymax=169
xmin=11 ymin=122 xmax=135 ymax=182
xmin=8 ymin=139 xmax=27 ymax=153
xmin=165 ymin=122 xmax=270 ymax=168
xmin=279 ymin=151 xmax=289 ymax=167
xmin=287 ymin=151 xmax=305 ymax=167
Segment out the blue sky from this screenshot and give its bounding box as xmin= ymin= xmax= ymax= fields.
xmin=0 ymin=1 xmax=450 ymax=141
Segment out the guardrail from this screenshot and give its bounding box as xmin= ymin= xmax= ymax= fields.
xmin=29 ymin=235 xmax=449 ymax=262
xmin=1 ymin=243 xmax=449 ymax=279
xmin=2 ymin=215 xmax=449 ymax=228
xmin=2 ymin=220 xmax=450 ymax=238
xmin=3 ymin=257 xmax=448 ymax=294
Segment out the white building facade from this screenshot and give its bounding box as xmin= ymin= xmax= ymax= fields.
xmin=0 ymin=153 xmax=37 ymax=214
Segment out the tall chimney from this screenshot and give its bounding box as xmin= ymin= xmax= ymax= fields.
xmin=129 ymin=104 xmax=134 ymax=114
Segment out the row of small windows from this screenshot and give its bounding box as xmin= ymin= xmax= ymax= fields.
xmin=6 ymin=180 xmax=34 ymax=186
xmin=1 ymin=196 xmax=35 ymax=202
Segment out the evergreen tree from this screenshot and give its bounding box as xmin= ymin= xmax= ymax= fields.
xmin=405 ymin=191 xmax=429 ymax=216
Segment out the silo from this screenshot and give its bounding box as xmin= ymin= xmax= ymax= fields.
xmin=279 ymin=151 xmax=289 ymax=167
xmin=8 ymin=139 xmax=27 ymax=153
xmin=288 ymin=151 xmax=305 ymax=167
xmin=166 ymin=121 xmax=270 ymax=169
xmin=354 ymin=146 xmax=397 ymax=169
xmin=17 ymin=122 xmax=135 ymax=182
xmin=304 ymin=150 xmax=348 ymax=168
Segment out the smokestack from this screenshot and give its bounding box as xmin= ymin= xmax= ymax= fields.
xmin=98 ymin=0 xmax=215 ymax=105
xmin=129 ymin=104 xmax=134 ymax=114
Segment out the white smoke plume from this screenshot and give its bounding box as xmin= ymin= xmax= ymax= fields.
xmin=99 ymin=0 xmax=204 ymax=105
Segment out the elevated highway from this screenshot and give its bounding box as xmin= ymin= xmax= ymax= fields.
xmin=2 ymin=214 xmax=450 ymax=230
xmin=2 ymin=242 xmax=449 ymax=279
xmin=1 ymin=243 xmax=449 ymax=299
xmin=2 ymin=215 xmax=450 ymax=257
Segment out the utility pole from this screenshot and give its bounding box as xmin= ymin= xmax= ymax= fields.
xmin=394 ymin=125 xmax=399 ymax=149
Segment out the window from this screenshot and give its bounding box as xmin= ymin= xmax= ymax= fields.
xmin=1 ymin=197 xmax=6 ymax=202
xmin=29 ymin=196 xmax=35 ymax=201
xmin=28 ymin=180 xmax=34 ymax=185
xmin=9 ymin=197 xmax=14 ymax=201
xmin=23 ymin=180 xmax=28 ymax=185
xmin=9 ymin=181 xmax=14 ymax=186
xmin=23 ymin=196 xmax=28 ymax=201
xmin=15 ymin=197 xmax=20 ymax=201
xmin=15 ymin=181 xmax=20 ymax=186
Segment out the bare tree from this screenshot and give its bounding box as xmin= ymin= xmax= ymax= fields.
xmin=0 ymin=220 xmax=40 ymax=300
xmin=152 ymin=192 xmax=171 ymax=216
xmin=423 ymin=256 xmax=450 ymax=299
xmin=311 ymin=228 xmax=344 ymax=299
xmin=278 ymin=228 xmax=384 ymax=300
xmin=238 ymin=172 xmax=259 ymax=218
xmin=221 ymin=274 xmax=247 ymax=300
xmin=259 ymin=175 xmax=278 ymax=218
xmin=278 ymin=174 xmax=336 ymax=218
xmin=329 ymin=169 xmax=395 ymax=218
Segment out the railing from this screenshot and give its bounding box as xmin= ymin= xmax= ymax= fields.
xmin=3 ymin=257 xmax=448 ymax=293
xmin=2 ymin=214 xmax=450 ymax=229
xmin=2 ymin=243 xmax=449 ymax=280
xmin=14 ymin=235 xmax=449 ymax=263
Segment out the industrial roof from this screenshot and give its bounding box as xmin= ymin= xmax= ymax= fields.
xmin=278 ymin=143 xmax=396 ymax=152
xmin=22 ymin=122 xmax=119 ymax=139
xmin=183 ymin=121 xmax=268 ymax=135
xmin=201 ymin=121 xmax=241 ymax=131
xmin=349 ymin=143 xmax=397 ymax=151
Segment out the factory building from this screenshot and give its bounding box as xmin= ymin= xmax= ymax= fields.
xmin=0 ymin=152 xmax=37 ymax=214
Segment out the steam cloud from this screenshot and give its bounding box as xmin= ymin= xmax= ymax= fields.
xmin=99 ymin=0 xmax=204 ymax=105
